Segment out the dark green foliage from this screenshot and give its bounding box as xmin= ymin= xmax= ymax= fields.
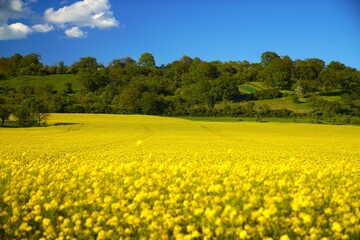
xmin=295 ymin=58 xmax=325 ymax=81
xmin=339 ymin=68 xmax=360 ymax=99
xmin=254 ymin=88 xmax=282 ymax=100
xmin=261 ymin=55 xmax=294 ymax=90
xmin=73 ymin=56 xmax=109 ymax=92
xmin=318 ymin=68 xmax=339 ymax=93
xmin=261 ymin=51 xmax=280 ymax=67
xmin=115 ymin=86 xmax=142 ymax=113
xmin=73 ymin=56 xmax=99 ymax=71
xmin=18 ymin=54 xmax=44 ymax=76
xmin=0 ymin=99 xmax=12 ymax=126
xmin=292 ymin=95 xmax=300 ymax=103
xmin=64 ymin=82 xmax=73 ymax=93
xmin=14 ymin=97 xmax=50 ymax=127
xmin=310 ymin=97 xmax=348 ymax=118
xmin=57 ymin=61 xmax=66 ymax=74
xmin=77 ymin=68 xmax=108 ymax=92
xmin=141 ymin=92 xmax=166 ymax=115
xmin=211 ymin=77 xmax=240 ymax=102
xmin=0 ymin=53 xmax=71 ymax=78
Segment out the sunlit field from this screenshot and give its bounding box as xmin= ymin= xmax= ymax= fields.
xmin=1 ymin=114 xmax=359 ymax=239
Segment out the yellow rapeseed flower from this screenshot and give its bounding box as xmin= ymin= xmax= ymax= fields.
xmin=331 ymin=222 xmax=342 ymax=232
xmin=1 ymin=114 xmax=359 ymax=239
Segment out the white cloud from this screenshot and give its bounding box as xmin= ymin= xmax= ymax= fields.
xmin=32 ymin=23 xmax=54 ymax=33
xmin=0 ymin=0 xmax=28 ymax=24
xmin=5 ymin=0 xmax=24 ymax=12
xmin=0 ymin=0 xmax=119 ymax=40
xmin=0 ymin=22 xmax=32 ymax=40
xmin=44 ymin=0 xmax=118 ymax=29
xmin=65 ymin=26 xmax=87 ymax=38
xmin=0 ymin=0 xmax=33 ymax=40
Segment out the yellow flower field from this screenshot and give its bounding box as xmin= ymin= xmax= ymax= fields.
xmin=1 ymin=114 xmax=359 ymax=239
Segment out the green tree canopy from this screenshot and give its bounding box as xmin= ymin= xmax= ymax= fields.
xmin=318 ymin=68 xmax=340 ymax=93
xmin=138 ymin=52 xmax=156 ymax=67
xmin=73 ymin=56 xmax=100 ymax=71
xmin=340 ymin=68 xmax=360 ymax=98
xmin=262 ymin=56 xmax=294 ymax=89
xmin=14 ymin=97 xmax=50 ymax=127
xmin=261 ymin=51 xmax=280 ymax=67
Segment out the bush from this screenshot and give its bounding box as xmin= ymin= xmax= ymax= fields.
xmin=0 ymin=104 xmax=12 ymax=126
xmin=270 ymin=108 xmax=294 ymax=117
xmin=254 ymin=89 xmax=282 ymax=100
xmin=14 ymin=98 xmax=49 ymax=127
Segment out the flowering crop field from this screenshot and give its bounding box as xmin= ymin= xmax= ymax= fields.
xmin=1 ymin=114 xmax=360 ymax=239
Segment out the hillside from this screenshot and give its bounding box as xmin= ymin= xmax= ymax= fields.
xmin=238 ymin=82 xmax=265 ymax=94
xmin=1 ymin=76 xmax=311 ymax=114
xmin=238 ymin=82 xmax=313 ymax=113
xmin=0 ymin=74 xmax=81 ymax=92
xmin=1 ymin=52 xmax=360 ymax=127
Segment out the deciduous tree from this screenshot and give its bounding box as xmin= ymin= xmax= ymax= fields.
xmin=138 ymin=52 xmax=156 ymax=67
xmin=0 ymin=101 xmax=12 ymax=126
xmin=261 ymin=51 xmax=280 ymax=67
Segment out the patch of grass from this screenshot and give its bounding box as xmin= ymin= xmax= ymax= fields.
xmin=180 ymin=116 xmax=310 ymax=124
xmin=251 ymin=97 xmax=312 ymax=113
xmin=180 ymin=116 xmax=242 ymax=122
xmin=0 ymin=121 xmax=19 ymax=128
xmin=238 ymin=82 xmax=266 ymax=94
xmin=280 ymin=89 xmax=293 ymax=95
xmin=0 ymin=74 xmax=81 ymax=92
xmin=178 ymin=116 xmax=358 ymax=125
xmin=239 ymin=85 xmax=257 ymax=94
xmin=317 ymin=95 xmax=343 ymax=102
xmin=248 ymin=81 xmax=266 ymax=90
xmin=241 ymin=117 xmax=315 ymax=124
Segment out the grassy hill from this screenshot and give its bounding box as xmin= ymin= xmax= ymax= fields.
xmin=0 ymin=75 xmax=349 ymax=123
xmin=0 ymin=75 xmax=314 ymax=115
xmin=238 ymin=81 xmax=265 ymax=94
xmin=0 ymin=74 xmax=81 ymax=92
xmin=252 ymin=97 xmax=312 ymax=113
xmin=238 ymin=82 xmax=312 ymax=113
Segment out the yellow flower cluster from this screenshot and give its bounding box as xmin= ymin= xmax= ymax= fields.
xmin=1 ymin=114 xmax=359 ymax=239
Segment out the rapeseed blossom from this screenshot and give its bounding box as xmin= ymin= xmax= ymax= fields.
xmin=1 ymin=114 xmax=360 ymax=239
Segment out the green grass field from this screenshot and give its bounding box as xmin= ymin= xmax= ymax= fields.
xmin=253 ymin=97 xmax=312 ymax=113
xmin=181 ymin=116 xmax=319 ymax=124
xmin=238 ymin=82 xmax=266 ymax=94
xmin=0 ymin=74 xmax=81 ymax=92
xmin=238 ymin=85 xmax=257 ymax=94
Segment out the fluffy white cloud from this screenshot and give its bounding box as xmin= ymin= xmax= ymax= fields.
xmin=1 ymin=0 xmax=24 ymax=12
xmin=0 ymin=0 xmax=33 ymax=40
xmin=32 ymin=23 xmax=54 ymax=33
xmin=0 ymin=0 xmax=119 ymax=40
xmin=44 ymin=0 xmax=118 ymax=28
xmin=0 ymin=22 xmax=32 ymax=40
xmin=0 ymin=0 xmax=27 ymax=24
xmin=65 ymin=26 xmax=87 ymax=38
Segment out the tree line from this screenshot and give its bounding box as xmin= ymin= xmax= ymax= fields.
xmin=1 ymin=52 xmax=360 ymax=126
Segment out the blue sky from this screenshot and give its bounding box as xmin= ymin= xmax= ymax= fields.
xmin=0 ymin=0 xmax=359 ymax=69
